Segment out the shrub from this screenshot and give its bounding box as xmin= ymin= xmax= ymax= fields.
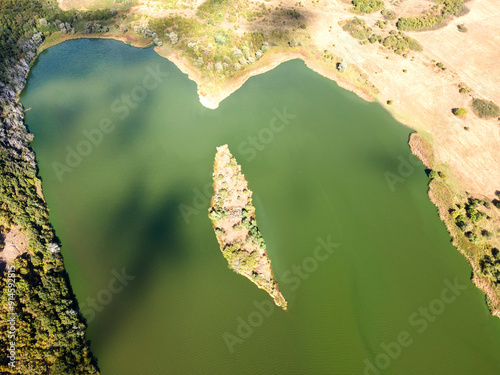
xmin=368 ymin=34 xmax=379 ymax=44
xmin=455 ymin=214 xmax=467 ymax=230
xmin=480 ymin=251 xmax=500 ymax=284
xmin=381 ymin=9 xmax=395 ymax=20
xmin=352 ymin=18 xmax=364 ymax=25
xmin=457 ymin=24 xmax=468 ymax=32
xmin=387 ymin=100 xmax=394 ymax=105
xmin=466 ymin=202 xmax=486 ymax=222
xmin=287 ymin=9 xmax=301 ymax=19
xmin=396 ymin=15 xmax=445 ymax=31
xmin=442 ymin=0 xmax=466 ymax=17
xmin=481 ymin=230 xmax=492 ymax=238
xmin=352 ymin=0 xmax=384 ymax=14
xmin=466 ymin=231 xmax=478 ymax=243
xmin=452 ymin=108 xmax=467 ymax=116
xmin=396 ymin=1 xmax=465 ymax=31
xmin=405 ymin=36 xmax=423 ymax=51
xmin=342 ymin=21 xmax=371 ymax=40
xmin=471 ymin=98 xmax=500 ymax=119
xmin=382 ymin=35 xmax=396 ymax=48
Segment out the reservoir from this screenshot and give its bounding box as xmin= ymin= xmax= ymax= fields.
xmin=21 ymin=39 xmax=500 ymax=374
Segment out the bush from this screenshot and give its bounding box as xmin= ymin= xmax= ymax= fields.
xmin=381 ymin=9 xmax=395 ymax=20
xmin=479 ymin=249 xmax=500 ymax=283
xmin=342 ymin=21 xmax=371 ymax=40
xmin=471 ymin=98 xmax=500 ymax=119
xmin=368 ymin=34 xmax=379 ymax=44
xmin=405 ymin=36 xmax=423 ymax=51
xmin=457 ymin=24 xmax=468 ymax=32
xmin=287 ymin=9 xmax=301 ymax=19
xmin=396 ymin=16 xmax=444 ymax=31
xmin=466 ymin=202 xmax=486 ymax=222
xmin=351 ymin=0 xmax=384 ymax=14
xmin=442 ymin=0 xmax=466 ymax=17
xmin=452 ymin=107 xmax=467 ymax=116
xmin=481 ymin=229 xmax=492 ymax=238
xmin=387 ymin=100 xmax=394 ymax=105
xmin=455 ymin=214 xmax=467 ymax=230
xmin=466 ymin=231 xmax=479 ymax=243
xmin=352 ymin=17 xmax=365 ymax=26
xmin=396 ymin=1 xmax=465 ymax=31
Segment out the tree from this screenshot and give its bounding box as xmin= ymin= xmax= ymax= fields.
xmin=472 ymin=98 xmax=500 ymax=119
xmin=452 ymin=107 xmax=467 ymax=116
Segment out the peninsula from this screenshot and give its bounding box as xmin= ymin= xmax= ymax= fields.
xmin=208 ymin=145 xmax=287 ymax=310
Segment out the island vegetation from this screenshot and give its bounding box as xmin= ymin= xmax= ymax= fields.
xmin=208 ymin=145 xmax=287 ymax=310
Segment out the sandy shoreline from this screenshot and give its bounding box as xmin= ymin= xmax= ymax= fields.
xmin=155 ymin=45 xmax=377 ymax=109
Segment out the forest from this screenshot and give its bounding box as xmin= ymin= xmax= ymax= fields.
xmin=0 ymin=0 xmax=101 ymax=373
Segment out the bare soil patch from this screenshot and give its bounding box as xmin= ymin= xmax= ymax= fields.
xmin=0 ymin=227 xmax=28 ymax=267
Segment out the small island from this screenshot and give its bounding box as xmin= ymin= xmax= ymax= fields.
xmin=208 ymin=145 xmax=287 ymax=310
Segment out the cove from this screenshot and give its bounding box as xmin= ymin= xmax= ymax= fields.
xmin=21 ymin=39 xmax=500 ymax=374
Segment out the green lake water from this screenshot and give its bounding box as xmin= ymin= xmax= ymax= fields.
xmin=21 ymin=39 xmax=500 ymax=374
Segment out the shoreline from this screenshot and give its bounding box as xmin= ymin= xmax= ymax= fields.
xmin=156 ymin=45 xmax=377 ymax=109
xmin=410 ymin=133 xmax=500 ymax=318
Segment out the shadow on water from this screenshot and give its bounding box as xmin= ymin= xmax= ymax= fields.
xmin=85 ymin=178 xmax=193 ymax=353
